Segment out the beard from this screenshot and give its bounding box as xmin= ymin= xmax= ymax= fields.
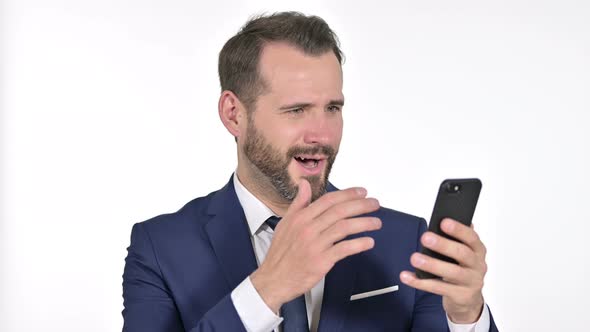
xmin=242 ymin=120 xmax=337 ymax=202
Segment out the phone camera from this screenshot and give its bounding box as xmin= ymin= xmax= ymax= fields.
xmin=446 ymin=183 xmax=461 ymax=193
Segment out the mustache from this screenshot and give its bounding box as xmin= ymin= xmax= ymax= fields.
xmin=286 ymin=145 xmax=337 ymax=160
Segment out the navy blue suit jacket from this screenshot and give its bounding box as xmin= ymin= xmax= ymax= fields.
xmin=122 ymin=176 xmax=498 ymax=331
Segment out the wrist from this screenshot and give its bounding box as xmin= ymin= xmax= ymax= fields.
xmin=447 ymin=301 xmax=484 ymax=324
xmin=250 ymin=269 xmax=286 ymax=314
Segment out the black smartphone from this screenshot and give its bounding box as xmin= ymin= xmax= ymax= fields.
xmin=416 ymin=178 xmax=482 ymax=279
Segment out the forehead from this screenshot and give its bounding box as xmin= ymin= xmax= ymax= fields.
xmin=257 ymin=42 xmax=343 ymax=99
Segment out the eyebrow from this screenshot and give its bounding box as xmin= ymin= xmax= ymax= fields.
xmin=278 ymin=99 xmax=345 ymax=110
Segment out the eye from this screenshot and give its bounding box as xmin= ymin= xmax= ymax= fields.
xmin=327 ymin=105 xmax=342 ymax=113
xmin=287 ymin=108 xmax=304 ymax=114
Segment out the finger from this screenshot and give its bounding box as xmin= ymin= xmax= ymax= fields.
xmin=314 ymin=198 xmax=380 ymax=233
xmin=327 ymin=236 xmax=375 ymax=263
xmin=421 ymin=232 xmax=477 ymax=268
xmin=302 ymin=186 xmax=368 ymax=219
xmin=410 ymin=252 xmax=477 ymax=285
xmin=440 ymin=219 xmax=486 ymax=257
xmin=286 ymin=178 xmax=312 ymax=214
xmin=400 ymin=271 xmax=463 ymax=297
xmin=320 ymin=217 xmax=382 ymax=247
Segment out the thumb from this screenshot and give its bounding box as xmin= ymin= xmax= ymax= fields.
xmin=288 ymin=178 xmax=312 ymax=213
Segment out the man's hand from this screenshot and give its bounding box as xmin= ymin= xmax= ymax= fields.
xmin=250 ymin=179 xmax=381 ymax=313
xmin=400 ymin=218 xmax=487 ymax=324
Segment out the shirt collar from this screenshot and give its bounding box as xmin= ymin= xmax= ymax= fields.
xmin=233 ymin=172 xmax=277 ymax=236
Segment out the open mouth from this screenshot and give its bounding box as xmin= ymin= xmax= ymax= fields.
xmin=294 ymin=155 xmax=321 ymax=169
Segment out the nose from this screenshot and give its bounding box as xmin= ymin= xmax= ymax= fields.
xmin=302 ymin=111 xmax=339 ymax=146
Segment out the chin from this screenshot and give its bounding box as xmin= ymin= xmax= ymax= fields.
xmin=284 ymin=158 xmax=332 ymax=201
xmin=292 ymin=172 xmax=328 ymax=199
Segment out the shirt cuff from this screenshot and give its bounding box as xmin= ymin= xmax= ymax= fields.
xmin=231 ymin=276 xmax=283 ymax=332
xmin=446 ymin=303 xmax=491 ymax=332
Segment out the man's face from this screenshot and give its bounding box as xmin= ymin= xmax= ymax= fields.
xmin=241 ymin=42 xmax=344 ymax=202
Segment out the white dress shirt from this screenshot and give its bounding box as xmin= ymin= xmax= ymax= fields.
xmin=229 ymin=173 xmax=490 ymax=332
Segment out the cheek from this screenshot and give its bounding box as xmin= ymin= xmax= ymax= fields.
xmin=262 ymin=124 xmax=297 ymax=158
xmin=266 ymin=116 xmax=343 ymax=150
xmin=271 ymin=124 xmax=300 ymax=146
xmin=328 ymin=119 xmax=344 ymax=147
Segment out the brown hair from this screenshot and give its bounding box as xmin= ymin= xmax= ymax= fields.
xmin=218 ymin=12 xmax=344 ymax=112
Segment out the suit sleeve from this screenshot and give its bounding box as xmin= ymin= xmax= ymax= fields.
xmin=409 ymin=219 xmax=499 ymax=332
xmin=122 ymin=223 xmax=247 ymax=332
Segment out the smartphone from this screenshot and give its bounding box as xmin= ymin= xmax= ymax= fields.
xmin=416 ymin=178 xmax=482 ymax=279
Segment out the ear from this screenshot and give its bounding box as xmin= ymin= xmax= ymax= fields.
xmin=218 ymin=90 xmax=246 ymax=140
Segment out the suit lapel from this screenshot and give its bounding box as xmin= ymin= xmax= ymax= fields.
xmin=204 ymin=178 xmax=359 ymax=330
xmin=318 ymin=183 xmax=359 ymax=331
xmin=204 ymin=177 xmax=258 ymax=289
xmin=317 ymin=255 xmax=357 ymax=331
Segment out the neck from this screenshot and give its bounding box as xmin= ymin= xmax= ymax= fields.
xmin=236 ymin=161 xmax=291 ymax=217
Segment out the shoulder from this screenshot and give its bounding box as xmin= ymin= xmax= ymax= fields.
xmin=131 ymin=189 xmax=219 ymax=244
xmin=372 ymin=206 xmax=426 ymax=237
xmin=367 ymin=206 xmax=427 ymax=256
xmin=326 ymin=182 xmax=427 ymax=243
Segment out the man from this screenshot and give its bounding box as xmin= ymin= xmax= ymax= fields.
xmin=122 ymin=12 xmax=498 ymax=331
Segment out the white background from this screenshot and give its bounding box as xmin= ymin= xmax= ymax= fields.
xmin=1 ymin=0 xmax=589 ymax=331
